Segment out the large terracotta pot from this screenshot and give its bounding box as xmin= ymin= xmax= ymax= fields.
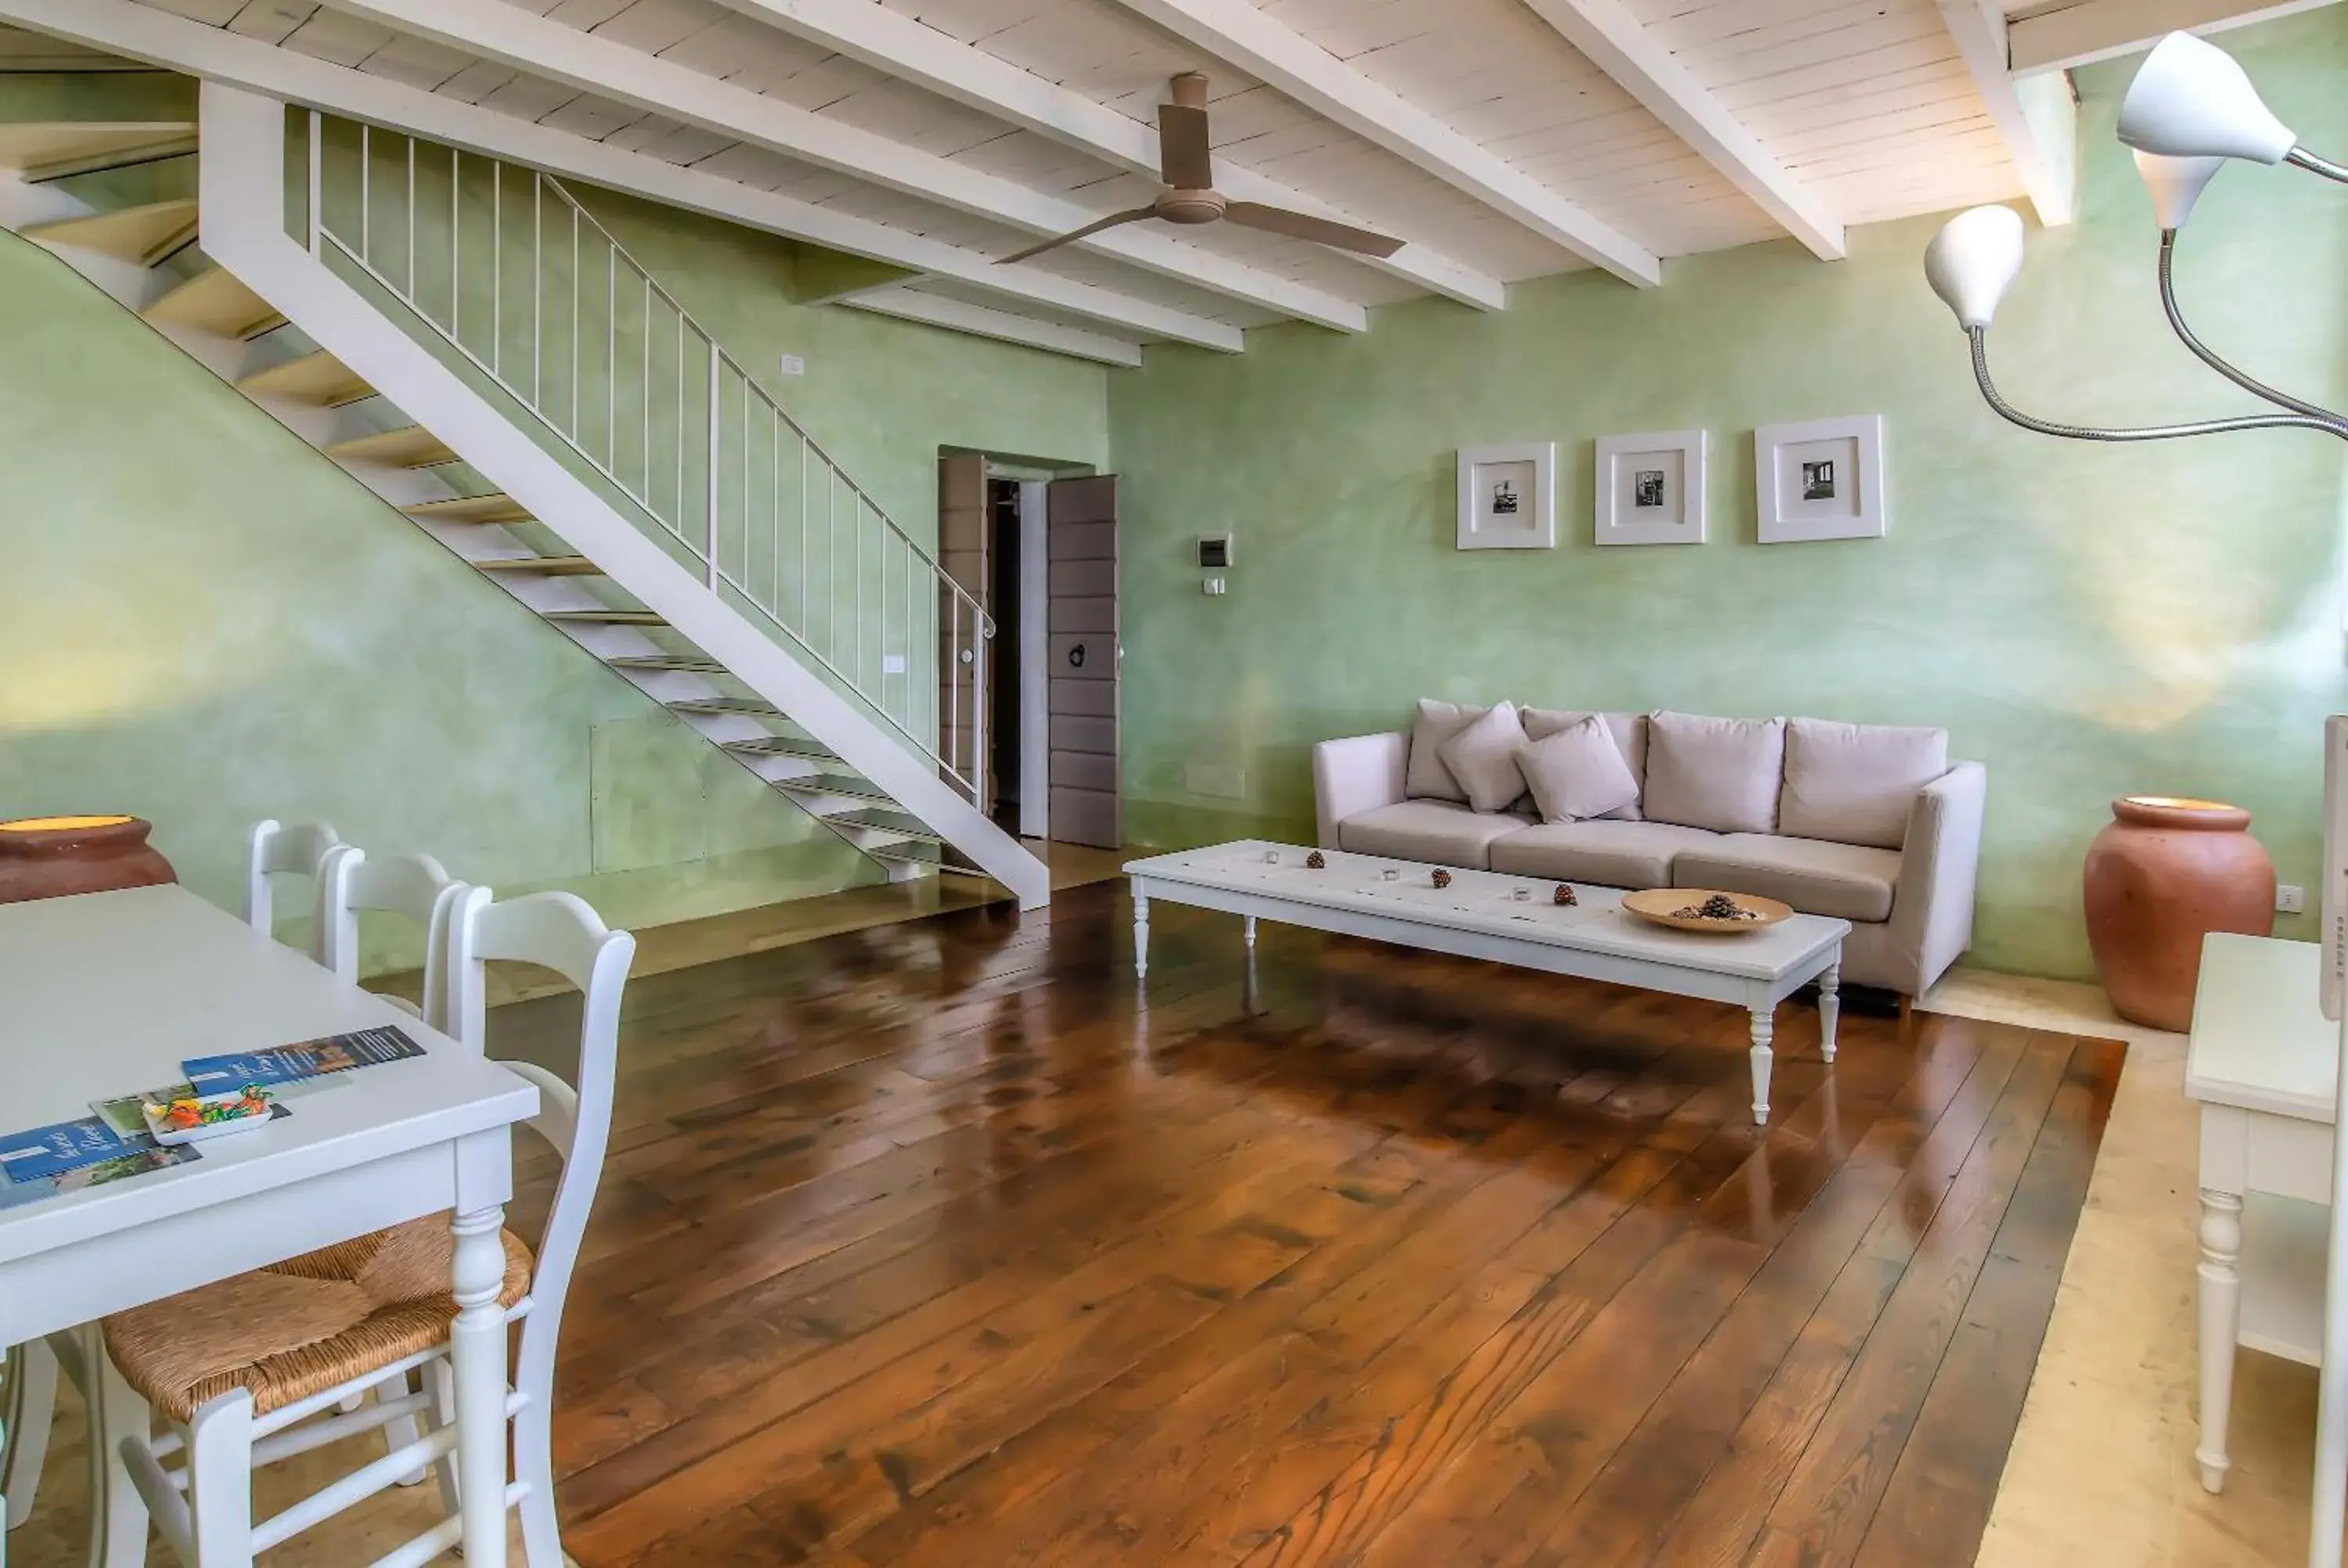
xmin=0 ymin=815 xmax=177 ymax=905
xmin=2082 ymin=797 xmax=2273 ymax=1031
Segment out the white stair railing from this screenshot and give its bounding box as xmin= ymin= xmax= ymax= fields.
xmin=301 ymin=112 xmax=989 ymax=802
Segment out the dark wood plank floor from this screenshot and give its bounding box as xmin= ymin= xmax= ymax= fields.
xmin=492 ymin=880 xmax=2123 ymax=1568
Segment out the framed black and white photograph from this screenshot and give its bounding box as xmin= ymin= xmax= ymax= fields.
xmin=1457 ymin=442 xmax=1557 ymax=550
xmin=1595 ymin=429 xmax=1706 ymax=546
xmin=1756 ymin=415 xmax=1885 ymax=542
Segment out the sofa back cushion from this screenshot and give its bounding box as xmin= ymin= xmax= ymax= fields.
xmin=1522 ymin=709 xmax=1645 ymax=820
xmin=1642 ymin=711 xmax=1787 ymax=834
xmin=1439 ymin=701 xmax=1532 ymax=814
xmin=1777 ymin=717 xmax=1949 ymax=850
xmin=1515 ymin=716 xmax=1640 ymax=823
xmin=1405 ymin=699 xmax=1486 ymax=804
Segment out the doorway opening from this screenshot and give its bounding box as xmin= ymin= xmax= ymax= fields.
xmin=936 ymin=452 xmax=1118 ymax=851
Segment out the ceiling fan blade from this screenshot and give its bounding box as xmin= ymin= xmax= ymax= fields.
xmin=1158 ymin=102 xmax=1214 ymax=190
xmin=995 ymin=206 xmax=1159 ymax=264
xmin=1223 ymin=201 xmax=1406 ymax=259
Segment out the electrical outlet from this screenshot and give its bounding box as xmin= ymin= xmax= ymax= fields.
xmin=2279 ymin=883 xmax=2307 ymax=914
xmin=779 ymin=353 xmax=807 ymax=377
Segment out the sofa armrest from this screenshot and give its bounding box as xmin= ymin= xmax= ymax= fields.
xmin=1888 ymin=761 xmax=1986 ymax=995
xmin=1313 ymin=732 xmax=1410 ymax=848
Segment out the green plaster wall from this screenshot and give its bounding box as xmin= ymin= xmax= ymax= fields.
xmin=1105 ymin=10 xmax=2348 ymax=980
xmin=0 ymin=76 xmax=1105 ymax=972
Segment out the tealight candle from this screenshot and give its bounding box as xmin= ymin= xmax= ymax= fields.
xmin=1381 ymin=868 xmax=1400 ymax=882
xmin=1263 ymin=849 xmax=1280 ymax=864
xmin=1513 ymin=887 xmax=1532 ymax=901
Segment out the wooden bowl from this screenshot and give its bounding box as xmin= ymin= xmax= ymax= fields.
xmin=1621 ymin=887 xmax=1794 ymax=934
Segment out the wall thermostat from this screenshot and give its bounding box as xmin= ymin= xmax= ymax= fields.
xmin=1197 ymin=533 xmax=1233 ymax=570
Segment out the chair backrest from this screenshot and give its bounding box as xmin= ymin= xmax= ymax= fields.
xmin=443 ymin=887 xmax=634 ymax=1368
xmin=244 ymin=819 xmax=343 ymax=944
xmin=316 ymin=846 xmax=466 ymax=1031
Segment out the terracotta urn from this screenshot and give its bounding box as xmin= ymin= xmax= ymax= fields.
xmin=0 ymin=815 xmax=177 ymax=906
xmin=2082 ymin=797 xmax=2274 ymax=1031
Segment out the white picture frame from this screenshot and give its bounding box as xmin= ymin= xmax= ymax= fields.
xmin=1755 ymin=414 xmax=1886 ymax=543
xmin=1595 ymin=430 xmax=1706 ymax=546
xmin=1457 ymin=442 xmax=1557 ymax=550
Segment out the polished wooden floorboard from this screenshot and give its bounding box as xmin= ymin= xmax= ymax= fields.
xmin=477 ymin=882 xmax=2121 ymax=1568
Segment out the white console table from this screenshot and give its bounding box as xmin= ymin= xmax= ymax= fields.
xmin=2187 ymin=933 xmax=2335 ymax=1522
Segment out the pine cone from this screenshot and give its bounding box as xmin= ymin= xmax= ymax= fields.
xmin=1431 ymin=868 xmax=1453 ymax=888
xmin=1553 ymin=885 xmax=1577 ymax=906
xmin=1305 ymin=851 xmax=1326 ymax=869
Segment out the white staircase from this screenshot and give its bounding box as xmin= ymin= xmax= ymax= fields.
xmin=2 ymin=80 xmax=1047 ymax=910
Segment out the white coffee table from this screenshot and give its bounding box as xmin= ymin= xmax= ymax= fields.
xmin=1124 ymin=841 xmax=1849 ymax=1124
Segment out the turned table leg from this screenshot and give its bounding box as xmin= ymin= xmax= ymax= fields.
xmin=1818 ymin=961 xmax=1841 ymax=1063
xmin=1748 ymin=1007 xmax=1774 ymax=1126
xmin=2196 ymin=1187 xmax=2244 ymax=1494
xmin=1133 ymin=891 xmax=1150 ymax=982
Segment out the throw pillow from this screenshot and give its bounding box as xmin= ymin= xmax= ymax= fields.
xmin=1521 ymin=708 xmax=1647 ymax=820
xmin=1515 ymin=716 xmax=1640 ymax=824
xmin=1642 ymin=711 xmax=1787 ymax=834
xmin=1438 ymin=701 xmax=1532 ymax=815
xmin=1405 ymin=699 xmax=1485 ymax=803
xmin=1777 ymin=717 xmax=1950 ymax=850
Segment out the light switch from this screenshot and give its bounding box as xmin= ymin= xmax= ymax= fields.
xmin=779 ymin=353 xmax=807 ymax=377
xmin=1204 ymin=576 xmax=1227 ymax=595
xmin=882 ymin=653 xmax=906 ymax=674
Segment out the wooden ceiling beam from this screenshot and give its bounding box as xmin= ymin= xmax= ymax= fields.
xmin=1516 ymin=0 xmax=1845 ymax=261
xmin=2008 ymin=0 xmax=2346 ymax=75
xmin=711 ymin=0 xmax=1506 ymax=310
xmin=1939 ymin=0 xmax=2079 ymax=226
xmin=0 ymin=0 xmax=1244 ymax=349
xmin=1106 ymin=0 xmax=1663 ymax=286
xmin=323 ymin=0 xmax=1370 ymax=333
xmin=841 ymin=287 xmax=1146 ymax=366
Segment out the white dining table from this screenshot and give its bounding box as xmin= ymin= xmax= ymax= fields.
xmin=0 ymin=883 xmax=538 ymax=1568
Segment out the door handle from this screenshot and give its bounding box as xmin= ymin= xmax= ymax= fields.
xmin=1068 ymin=642 xmax=1087 ymax=670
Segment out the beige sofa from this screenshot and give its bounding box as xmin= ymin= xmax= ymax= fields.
xmin=1312 ymin=705 xmax=1985 ymax=997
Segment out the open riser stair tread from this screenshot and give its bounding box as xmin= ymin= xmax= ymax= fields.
xmin=0 ymin=122 xmax=198 ymax=182
xmin=831 ymin=807 xmax=942 ymax=841
xmin=142 ymin=266 xmax=283 ymax=339
xmin=403 ymin=493 xmax=532 ymax=525
xmin=23 ymin=196 xmax=196 ymax=264
xmin=724 ymin=735 xmax=841 ymax=761
xmin=234 ymin=349 xmax=373 ymax=407
xmin=542 ymin=608 xmax=668 ymax=625
xmin=324 ymin=426 xmax=457 ymax=468
xmin=610 ymin=655 xmax=725 ymax=674
xmin=473 ymin=555 xmax=600 ymax=576
xmin=772 ymin=773 xmax=893 ymax=804
xmin=667 ymin=697 xmax=782 ymax=718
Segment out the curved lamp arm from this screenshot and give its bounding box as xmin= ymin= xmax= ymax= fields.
xmin=2158 ymin=232 xmax=2348 ymax=424
xmin=1965 ymin=326 xmax=2348 ymax=442
xmin=2289 ymin=146 xmax=2348 ymax=183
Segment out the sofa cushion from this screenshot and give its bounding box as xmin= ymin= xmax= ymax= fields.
xmin=1673 ymin=833 xmax=1902 ymax=923
xmin=1338 ymin=800 xmax=1527 ymax=869
xmin=1522 ymin=708 xmax=1645 ymax=819
xmin=1405 ymin=699 xmax=1486 ymax=804
xmin=1643 ymin=712 xmax=1786 ymax=835
xmin=1488 ymin=820 xmax=1722 ymax=888
xmin=1777 ymin=717 xmax=1949 ymax=851
xmin=1439 ymin=701 xmax=1531 ymax=815
xmin=1515 ymin=717 xmax=1640 ymax=824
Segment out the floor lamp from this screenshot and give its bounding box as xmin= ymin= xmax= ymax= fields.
xmin=1922 ymin=31 xmax=2348 ymax=1568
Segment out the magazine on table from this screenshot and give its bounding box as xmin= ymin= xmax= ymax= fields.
xmin=181 ymin=1023 xmax=425 ymax=1093
xmin=0 ymin=1142 xmax=203 ymax=1211
xmin=0 ymin=1114 xmax=131 ymax=1182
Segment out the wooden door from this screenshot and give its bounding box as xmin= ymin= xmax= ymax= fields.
xmin=1047 ymin=475 xmax=1118 ymax=848
xmin=937 ymin=454 xmax=988 ymax=804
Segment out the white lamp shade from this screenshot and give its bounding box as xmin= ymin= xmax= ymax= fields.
xmin=1925 ymin=205 xmax=2026 ymax=330
xmin=2134 ymin=151 xmax=2226 ymax=229
xmin=2118 ymin=31 xmax=2295 ymax=164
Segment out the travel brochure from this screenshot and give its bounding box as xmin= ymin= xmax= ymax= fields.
xmin=0 ymin=1024 xmax=426 ymax=1213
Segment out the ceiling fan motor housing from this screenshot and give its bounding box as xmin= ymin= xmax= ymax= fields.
xmin=1156 ymin=191 xmax=1226 ymax=224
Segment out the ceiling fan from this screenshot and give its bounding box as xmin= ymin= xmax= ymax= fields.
xmin=996 ymin=72 xmax=1406 ymax=265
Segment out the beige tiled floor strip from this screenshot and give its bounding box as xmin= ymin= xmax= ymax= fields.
xmin=1925 ymin=969 xmax=2321 ymax=1566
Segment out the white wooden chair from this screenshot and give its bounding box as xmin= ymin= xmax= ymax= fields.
xmin=314 ymin=845 xmax=465 ymax=1030
xmin=97 ymin=888 xmax=633 ymax=1568
xmin=242 ymin=820 xmax=342 ymax=949
xmin=2 ymin=1337 xmax=57 ymax=1529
